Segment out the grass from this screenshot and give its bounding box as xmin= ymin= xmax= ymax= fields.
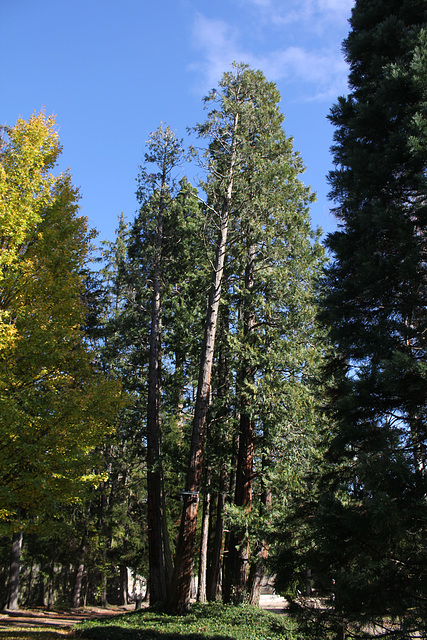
xmin=73 ymin=602 xmax=303 ymax=640
xmin=0 ymin=631 xmax=71 ymax=639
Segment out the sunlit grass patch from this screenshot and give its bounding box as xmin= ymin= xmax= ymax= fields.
xmin=75 ymin=602 xmax=300 ymax=640
xmin=0 ymin=629 xmax=72 ymax=639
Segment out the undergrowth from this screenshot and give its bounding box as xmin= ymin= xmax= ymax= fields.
xmin=75 ymin=602 xmax=305 ymax=640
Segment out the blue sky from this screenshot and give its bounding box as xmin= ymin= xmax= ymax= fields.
xmin=1 ymin=0 xmax=355 ymax=246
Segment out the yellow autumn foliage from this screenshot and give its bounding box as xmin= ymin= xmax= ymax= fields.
xmin=0 ymin=113 xmax=125 ymax=529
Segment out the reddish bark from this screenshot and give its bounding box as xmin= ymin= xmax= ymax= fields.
xmin=168 ymin=113 xmax=240 ymax=614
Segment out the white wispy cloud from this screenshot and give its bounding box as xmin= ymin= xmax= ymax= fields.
xmin=189 ymin=11 xmax=350 ymax=101
xmin=189 ymin=14 xmax=245 ymax=91
xmin=262 ymin=46 xmax=349 ymax=100
xmin=317 ymin=0 xmax=354 ymax=18
xmin=242 ymin=0 xmax=354 ymax=25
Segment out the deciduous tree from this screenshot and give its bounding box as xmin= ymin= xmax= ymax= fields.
xmin=0 ymin=114 xmax=122 ymax=608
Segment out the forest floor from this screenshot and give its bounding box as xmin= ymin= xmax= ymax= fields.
xmin=0 ymin=604 xmax=134 ymax=633
xmin=0 ymin=594 xmax=289 ymax=634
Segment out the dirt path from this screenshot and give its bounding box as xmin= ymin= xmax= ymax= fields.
xmin=0 ymin=604 xmax=135 ymax=631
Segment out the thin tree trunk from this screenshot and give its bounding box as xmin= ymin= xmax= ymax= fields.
xmin=146 ymin=184 xmax=167 ymax=605
xmin=207 ymin=299 xmax=231 ymax=602
xmin=207 ymin=466 xmax=227 ymax=601
xmin=248 ymin=492 xmax=272 ymax=605
xmin=162 ymin=475 xmax=174 ymax=593
xmin=100 ymin=554 xmax=108 ymax=608
xmin=224 ymin=243 xmax=256 ymax=604
xmin=249 ymin=448 xmax=273 ymax=605
xmin=168 ymin=113 xmax=239 ymax=614
xmin=99 ymin=485 xmax=111 ymax=609
xmin=47 ymin=543 xmax=56 ymax=611
xmin=222 ymin=430 xmax=240 ymax=602
xmin=47 ymin=562 xmax=54 ymax=610
xmin=143 ymin=582 xmax=150 ymax=602
xmin=83 ymin=578 xmax=88 ymax=607
xmin=73 ymin=535 xmax=86 ymax=608
xmin=225 ymin=413 xmax=254 ymax=603
xmin=74 ymin=569 xmax=84 ymax=608
xmin=120 ymin=565 xmax=128 ymax=605
xmin=197 ymin=467 xmax=211 ymax=603
xmin=25 ymin=556 xmax=34 ymax=608
xmin=7 ymin=531 xmax=23 ymax=610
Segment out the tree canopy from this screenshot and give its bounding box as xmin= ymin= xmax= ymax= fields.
xmin=277 ymin=1 xmax=427 ymax=636
xmin=0 ymin=113 xmax=124 ymax=530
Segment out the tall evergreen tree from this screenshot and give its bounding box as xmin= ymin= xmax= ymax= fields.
xmin=169 ymin=63 xmax=325 ymax=612
xmin=220 ymin=73 xmax=324 ymax=605
xmin=118 ymin=126 xmax=207 ymax=605
xmin=137 ymin=124 xmax=184 ymax=604
xmin=168 ymin=66 xmax=242 ymax=614
xmin=311 ymin=1 xmax=427 ymax=635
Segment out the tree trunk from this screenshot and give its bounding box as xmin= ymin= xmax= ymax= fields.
xmin=73 ymin=525 xmax=87 ymax=609
xmin=249 ymin=463 xmax=273 ymax=605
xmin=162 ymin=476 xmax=174 ymax=594
xmin=197 ymin=468 xmax=211 ymax=603
xmin=120 ymin=565 xmax=128 ymax=605
xmin=100 ymin=561 xmax=108 ymax=608
xmin=224 ymin=414 xmax=254 ymax=603
xmin=73 ymin=555 xmax=85 ymax=609
xmin=7 ymin=530 xmax=23 ymax=611
xmin=25 ymin=556 xmax=34 ymax=608
xmin=222 ymin=429 xmax=240 ymax=602
xmin=146 ymin=182 xmax=168 ymax=605
xmin=207 ymin=300 xmax=231 ymax=602
xmin=47 ymin=543 xmax=56 ymax=611
xmin=168 ymin=114 xmax=239 ymax=614
xmin=207 ymin=464 xmax=228 ymax=601
xmin=224 ymin=243 xmax=256 ymax=604
xmin=248 ymin=551 xmax=266 ymax=606
xmin=47 ymin=562 xmax=54 ymax=611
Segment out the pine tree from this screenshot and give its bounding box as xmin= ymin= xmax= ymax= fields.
xmin=312 ymin=1 xmax=427 ymax=634
xmin=168 ymin=66 xmax=242 ymax=614
xmin=137 ymin=124 xmax=184 ymax=604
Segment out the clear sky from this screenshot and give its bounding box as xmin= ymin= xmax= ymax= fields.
xmin=1 ymin=0 xmax=355 ymax=246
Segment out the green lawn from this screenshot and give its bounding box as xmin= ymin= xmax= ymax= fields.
xmin=0 ymin=631 xmax=71 ymax=639
xmin=74 ymin=603 xmax=302 ymax=640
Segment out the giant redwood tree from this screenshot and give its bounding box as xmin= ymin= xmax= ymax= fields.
xmin=311 ymin=1 xmax=427 ymax=635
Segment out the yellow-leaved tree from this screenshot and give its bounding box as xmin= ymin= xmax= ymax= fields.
xmin=0 ymin=113 xmax=124 ymax=609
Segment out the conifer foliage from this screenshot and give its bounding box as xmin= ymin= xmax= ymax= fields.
xmin=309 ymin=0 xmax=427 ymax=635
xmin=0 ymin=68 xmax=326 ymax=613
xmin=169 ymin=64 xmax=325 ymax=613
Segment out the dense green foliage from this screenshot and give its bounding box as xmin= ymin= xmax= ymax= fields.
xmin=2 ymin=6 xmax=425 ymax=627
xmin=274 ymin=1 xmax=427 ymax=637
xmin=0 ymin=115 xmax=124 ymax=529
xmin=76 ymin=603 xmax=300 ymax=640
xmin=166 ymin=64 xmax=326 ymax=611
